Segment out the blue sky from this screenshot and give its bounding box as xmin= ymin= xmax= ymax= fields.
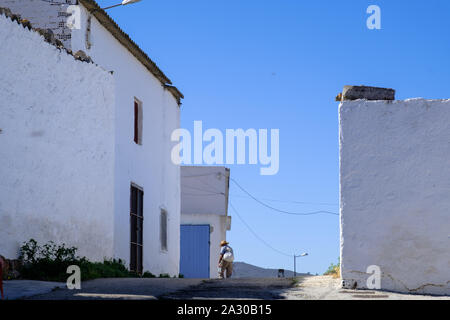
xmin=99 ymin=0 xmax=450 ymax=274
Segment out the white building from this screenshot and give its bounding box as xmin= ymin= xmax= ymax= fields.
xmin=339 ymin=85 xmax=450 ymax=295
xmin=0 ymin=0 xmax=183 ymax=276
xmin=180 ymin=166 xmax=232 ymax=278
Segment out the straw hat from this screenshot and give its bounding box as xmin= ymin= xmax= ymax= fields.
xmin=220 ymin=240 xmax=229 ymax=246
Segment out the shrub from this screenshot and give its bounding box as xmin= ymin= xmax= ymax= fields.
xmin=324 ymin=258 xmax=340 ymax=278
xmin=158 ymin=273 xmax=171 ymax=278
xmin=19 ymin=239 xmax=141 ymax=281
xmin=19 ymin=239 xmax=81 ymax=281
xmin=142 ymin=271 xmax=156 ymax=278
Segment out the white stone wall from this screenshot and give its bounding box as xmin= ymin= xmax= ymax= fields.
xmin=0 ymin=13 xmax=115 ymax=261
xmin=71 ymin=5 xmax=181 ymax=276
xmin=0 ymin=0 xmax=76 ymax=48
xmin=340 ymin=98 xmax=450 ymax=295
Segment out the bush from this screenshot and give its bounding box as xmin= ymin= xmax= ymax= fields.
xmin=18 ymin=239 xmax=144 ymax=281
xmin=142 ymin=271 xmax=156 ymax=278
xmin=19 ymin=239 xmax=81 ymax=281
xmin=324 ymin=258 xmax=340 ymax=278
xmin=158 ymin=273 xmax=171 ymax=278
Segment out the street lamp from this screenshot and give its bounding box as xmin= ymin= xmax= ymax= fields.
xmin=293 ymin=252 xmax=308 ymax=277
xmin=102 ymin=0 xmax=143 ymax=10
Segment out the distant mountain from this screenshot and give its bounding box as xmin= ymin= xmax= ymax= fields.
xmin=232 ymin=261 xmax=310 ymax=278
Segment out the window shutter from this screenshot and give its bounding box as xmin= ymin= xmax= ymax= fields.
xmin=134 ymin=100 xmax=139 ymax=144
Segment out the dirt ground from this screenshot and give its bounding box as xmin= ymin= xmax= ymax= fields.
xmin=22 ymin=276 xmax=450 ymax=300
xmin=283 ymin=276 xmax=450 ymax=300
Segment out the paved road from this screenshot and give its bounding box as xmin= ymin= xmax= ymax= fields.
xmin=161 ymin=278 xmax=294 ymax=300
xmin=26 ymin=278 xmax=205 ymax=300
xmin=25 ymin=277 xmax=294 ymax=300
xmin=13 ymin=276 xmax=450 ymax=300
xmin=3 ymin=280 xmax=66 ymax=300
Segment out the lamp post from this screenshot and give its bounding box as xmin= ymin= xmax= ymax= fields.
xmin=293 ymin=252 xmax=308 ymax=277
xmin=102 ymin=0 xmax=143 ymax=10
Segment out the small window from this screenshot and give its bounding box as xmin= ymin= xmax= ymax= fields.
xmin=134 ymin=98 xmax=143 ymax=145
xmin=160 ymin=209 xmax=168 ymax=251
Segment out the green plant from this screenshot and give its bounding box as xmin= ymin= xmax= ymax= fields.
xmin=19 ymin=238 xmax=40 ymax=264
xmin=159 ymin=273 xmax=170 ymax=278
xmin=324 ymin=257 xmax=340 ymax=278
xmin=18 ymin=239 xmax=141 ymax=281
xmin=142 ymin=271 xmax=156 ymax=278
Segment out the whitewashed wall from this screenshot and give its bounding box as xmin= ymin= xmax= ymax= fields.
xmin=0 ymin=0 xmax=76 ymax=47
xmin=71 ymin=5 xmax=181 ymax=276
xmin=0 ymin=13 xmax=115 ymax=261
xmin=181 ymin=166 xmax=230 ymax=215
xmin=340 ymin=98 xmax=450 ymax=295
xmin=181 ymin=166 xmax=231 ymax=278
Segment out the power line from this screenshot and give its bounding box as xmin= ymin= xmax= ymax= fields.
xmin=230 ymin=194 xmax=338 ymax=206
xmin=182 ymin=172 xmax=338 ymax=207
xmin=229 ymin=202 xmax=292 ymax=257
xmin=182 ymin=192 xmax=224 ymax=197
xmin=181 ymin=183 xmax=225 ymax=195
xmin=230 ymin=177 xmax=339 ymax=216
xmin=181 ymin=172 xmax=221 ymax=179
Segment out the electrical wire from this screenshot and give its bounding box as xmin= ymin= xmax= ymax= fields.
xmin=182 ymin=192 xmax=224 ymax=197
xmin=230 ymin=177 xmax=339 ymax=216
xmin=230 ymin=194 xmax=338 ymax=206
xmin=181 ymin=172 xmax=339 ymax=216
xmin=181 ymin=184 xmax=224 ymax=194
xmin=182 ymin=172 xmax=222 ymax=179
xmin=229 ymin=202 xmax=292 ymax=257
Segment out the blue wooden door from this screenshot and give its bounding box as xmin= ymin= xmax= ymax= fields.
xmin=180 ymin=225 xmax=210 ymax=278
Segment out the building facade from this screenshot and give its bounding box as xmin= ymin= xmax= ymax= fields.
xmin=180 ymin=166 xmax=232 ymax=278
xmin=0 ymin=0 xmax=183 ymax=276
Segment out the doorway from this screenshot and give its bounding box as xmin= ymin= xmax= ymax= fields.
xmin=130 ymin=184 xmax=144 ymax=274
xmin=180 ymin=225 xmax=210 ymax=278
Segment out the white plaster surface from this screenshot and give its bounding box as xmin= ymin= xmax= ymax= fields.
xmin=181 ymin=166 xmax=230 ymax=216
xmin=181 ymin=166 xmax=232 ymax=278
xmin=0 ymin=1 xmax=181 ymax=276
xmin=339 ymin=98 xmax=450 ymax=295
xmin=0 ymin=0 xmax=76 ymax=48
xmin=0 ymin=13 xmax=115 ymax=261
xmin=71 ymin=5 xmax=181 ymax=276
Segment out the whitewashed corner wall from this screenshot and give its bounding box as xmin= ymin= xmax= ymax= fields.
xmin=339 ymin=98 xmax=450 ymax=295
xmin=0 ymin=13 xmax=115 ymax=261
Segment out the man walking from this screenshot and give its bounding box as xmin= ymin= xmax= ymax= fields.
xmin=218 ymin=240 xmax=234 ymax=279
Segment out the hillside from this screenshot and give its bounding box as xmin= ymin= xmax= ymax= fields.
xmin=232 ymin=261 xmax=309 ymax=278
